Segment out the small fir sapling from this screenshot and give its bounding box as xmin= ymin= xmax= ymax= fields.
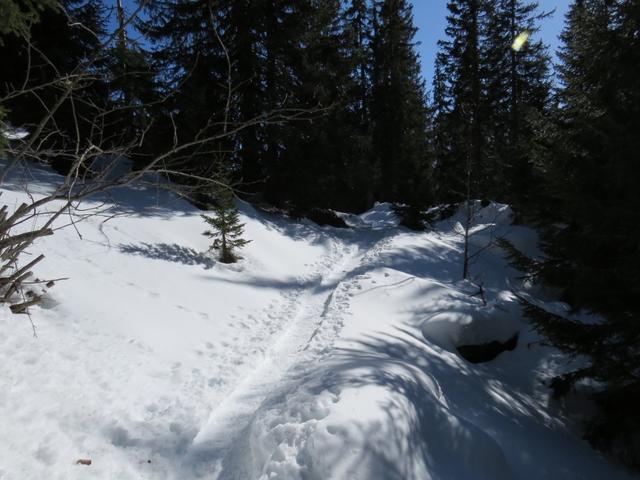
xmin=202 ymin=186 xmax=251 ymax=264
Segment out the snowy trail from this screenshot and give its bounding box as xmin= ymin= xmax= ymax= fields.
xmin=191 ymin=237 xmax=356 ymax=450
xmin=190 ymin=228 xmax=394 ymax=466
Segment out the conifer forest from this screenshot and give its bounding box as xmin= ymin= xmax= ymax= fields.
xmin=1 ymin=1 xmax=639 ymax=478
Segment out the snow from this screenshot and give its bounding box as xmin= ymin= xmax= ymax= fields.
xmin=337 ymin=202 xmax=400 ymax=228
xmin=1 ymin=126 xmax=29 ymax=140
xmin=0 ymin=162 xmax=634 ymax=480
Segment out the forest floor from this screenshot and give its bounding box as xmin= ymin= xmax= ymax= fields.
xmin=0 ymin=162 xmax=635 ymax=479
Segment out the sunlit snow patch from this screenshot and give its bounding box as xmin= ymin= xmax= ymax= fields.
xmin=1 ymin=126 xmax=29 ymax=140
xmin=337 ymin=202 xmax=400 ymax=228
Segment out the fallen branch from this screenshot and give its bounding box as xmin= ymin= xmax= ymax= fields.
xmin=10 ymin=297 xmax=42 ymax=314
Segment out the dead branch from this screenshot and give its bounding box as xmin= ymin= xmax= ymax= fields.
xmin=10 ymin=297 xmax=42 ymax=314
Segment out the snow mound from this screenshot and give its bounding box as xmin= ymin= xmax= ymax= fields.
xmin=421 ymin=295 xmax=521 ymax=354
xmin=442 ymin=201 xmax=514 ymax=230
xmin=338 ymin=202 xmax=400 ymax=228
xmin=1 ymin=125 xmax=29 ymax=140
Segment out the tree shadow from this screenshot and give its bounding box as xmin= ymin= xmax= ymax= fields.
xmin=198 ymin=272 xmax=320 ymax=291
xmin=311 ymin=329 xmax=626 ymax=480
xmin=239 ymin=199 xmax=399 ymax=249
xmin=211 ymin=327 xmax=513 ymax=479
xmin=119 ymin=242 xmax=215 ymax=269
xmin=94 ymin=184 xmax=196 ymax=218
xmin=1 ymin=159 xmax=197 ymax=218
xmin=106 ymin=325 xmax=619 ymax=480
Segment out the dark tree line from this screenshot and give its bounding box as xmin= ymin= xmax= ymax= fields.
xmin=134 ymin=0 xmax=431 ymax=214
xmin=524 ymin=0 xmax=640 ymax=467
xmin=0 ymin=1 xmax=432 ymax=214
xmin=1 ymin=0 xmax=639 ymax=469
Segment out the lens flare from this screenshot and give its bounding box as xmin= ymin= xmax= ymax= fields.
xmin=512 ymin=30 xmax=532 ymax=52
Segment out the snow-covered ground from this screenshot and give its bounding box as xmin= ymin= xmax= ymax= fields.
xmin=0 ymin=163 xmax=634 ymax=479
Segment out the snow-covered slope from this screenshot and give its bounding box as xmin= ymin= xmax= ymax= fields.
xmin=0 ymin=164 xmax=633 ymax=480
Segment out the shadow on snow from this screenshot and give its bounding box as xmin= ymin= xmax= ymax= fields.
xmin=119 ymin=242 xmax=216 ymax=269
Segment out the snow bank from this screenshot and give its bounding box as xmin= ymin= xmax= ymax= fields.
xmin=444 ymin=201 xmax=514 ymax=228
xmin=337 ymin=202 xmax=400 ymax=228
xmin=421 ymin=293 xmax=521 ymax=353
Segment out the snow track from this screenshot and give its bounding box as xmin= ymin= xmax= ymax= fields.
xmin=192 ymin=239 xmax=352 ymax=448
xmin=191 ymin=229 xmax=396 ymax=470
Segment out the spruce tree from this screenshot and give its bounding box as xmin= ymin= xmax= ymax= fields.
xmin=432 ymin=0 xmax=484 ymax=204
xmin=432 ymin=0 xmax=551 ymax=205
xmin=263 ymin=0 xmax=359 ymax=212
xmin=344 ymin=0 xmax=373 ymax=129
xmin=0 ymin=0 xmax=59 ymax=42
xmin=261 ymin=0 xmax=297 ymax=205
xmin=202 ymin=185 xmax=251 ymax=264
xmin=140 ymin=0 xmax=234 ymax=177
xmin=371 ymin=0 xmax=432 ymax=206
xmin=137 ymin=0 xmax=435 ymax=214
xmin=105 ymin=0 xmax=156 ymax=162
xmin=227 ymin=0 xmax=264 ymax=193
xmin=481 ymin=0 xmax=552 ymax=206
xmin=525 ymin=0 xmax=640 ymax=467
xmin=341 ymin=0 xmax=376 ymax=211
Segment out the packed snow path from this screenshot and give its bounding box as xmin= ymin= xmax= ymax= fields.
xmin=192 ymin=232 xmax=388 ymax=453
xmin=0 ymin=164 xmax=635 ymax=480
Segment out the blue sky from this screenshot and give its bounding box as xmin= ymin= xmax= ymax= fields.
xmin=411 ymin=0 xmax=571 ymax=83
xmin=115 ymin=0 xmax=571 ymax=84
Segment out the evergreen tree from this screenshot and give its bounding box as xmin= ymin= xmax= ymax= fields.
xmin=138 ymin=0 xmax=434 ymax=214
xmin=227 ymin=0 xmax=264 ymax=193
xmin=432 ymin=0 xmax=484 ymax=204
xmin=0 ymin=0 xmax=107 ymax=171
xmin=526 ymin=0 xmax=640 ymax=467
xmin=140 ymin=0 xmax=233 ymax=177
xmin=341 ymin=0 xmax=376 ymax=211
xmin=481 ymin=0 xmax=552 ymax=206
xmin=371 ymin=0 xmax=432 ymax=206
xmin=104 ymin=0 xmax=157 ymax=160
xmin=0 ymin=0 xmax=58 ymax=42
xmin=260 ymin=0 xmax=298 ymax=204
xmin=262 ymin=0 xmax=361 ymax=213
xmin=202 ymin=185 xmax=251 ymax=264
xmin=432 ymin=0 xmax=551 ymax=205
